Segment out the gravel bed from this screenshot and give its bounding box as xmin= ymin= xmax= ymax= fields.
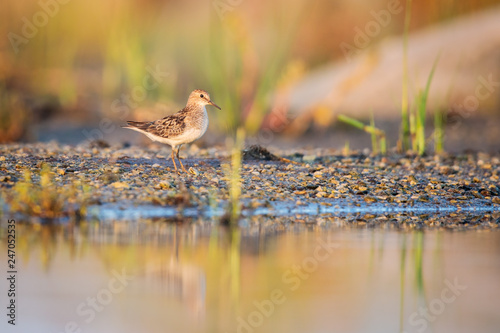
xmin=1 ymin=142 xmax=499 ymax=228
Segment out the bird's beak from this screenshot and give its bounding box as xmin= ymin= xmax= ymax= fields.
xmin=208 ymin=100 xmax=221 ymax=110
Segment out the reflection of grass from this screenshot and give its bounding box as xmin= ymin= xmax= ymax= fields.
xmin=399 ymin=231 xmax=426 ymax=333
xmin=414 ymin=231 xmax=424 ymax=295
xmin=399 ymin=235 xmax=407 ymax=333
xmin=229 ymin=228 xmax=241 ymax=308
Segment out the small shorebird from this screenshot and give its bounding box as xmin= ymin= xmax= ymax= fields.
xmin=123 ymin=89 xmax=221 ymax=173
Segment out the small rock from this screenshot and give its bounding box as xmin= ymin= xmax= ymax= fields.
xmin=111 ymin=182 xmax=130 ymax=189
xmin=364 ymin=196 xmax=377 ymax=203
xmin=303 ymin=155 xmax=316 ymax=162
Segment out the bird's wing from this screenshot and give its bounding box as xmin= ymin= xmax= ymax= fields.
xmin=148 ymin=110 xmax=188 ymax=138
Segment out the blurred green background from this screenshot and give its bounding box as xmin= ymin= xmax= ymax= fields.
xmin=0 ymin=0 xmax=499 ymax=146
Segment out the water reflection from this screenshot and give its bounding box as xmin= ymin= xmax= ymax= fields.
xmin=1 ymin=216 xmax=499 ymax=333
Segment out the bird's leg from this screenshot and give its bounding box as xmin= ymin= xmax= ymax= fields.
xmin=171 ymin=147 xmax=178 ymax=172
xmin=176 ymin=146 xmax=189 ymax=173
xmin=175 ymin=145 xmax=181 ymax=160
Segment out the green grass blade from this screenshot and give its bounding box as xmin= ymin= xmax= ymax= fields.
xmin=338 ymin=114 xmax=365 ymax=130
xmin=380 ymin=135 xmax=387 ymax=155
xmin=370 ymin=112 xmax=378 ymax=154
xmin=410 ymin=101 xmax=417 ymax=152
xmin=339 ymin=114 xmax=386 ymax=154
xmin=434 ymin=109 xmax=444 ymax=153
xmin=401 ymin=0 xmax=413 ymax=151
xmin=416 ymin=54 xmax=440 ymax=155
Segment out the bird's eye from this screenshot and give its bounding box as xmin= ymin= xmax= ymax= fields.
xmin=200 ymin=94 xmax=204 ymax=98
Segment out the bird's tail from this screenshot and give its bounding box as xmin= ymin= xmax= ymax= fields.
xmin=122 ymin=121 xmax=150 ymax=131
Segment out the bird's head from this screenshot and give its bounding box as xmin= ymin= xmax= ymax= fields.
xmin=188 ymin=89 xmax=221 ymax=110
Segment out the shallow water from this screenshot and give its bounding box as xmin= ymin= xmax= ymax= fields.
xmin=1 ymin=219 xmax=500 ymax=333
xmin=88 ymin=200 xmax=500 ymax=221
